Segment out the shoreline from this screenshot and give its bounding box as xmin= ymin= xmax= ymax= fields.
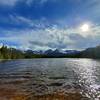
xmin=0 ymin=88 xmax=87 ymax=100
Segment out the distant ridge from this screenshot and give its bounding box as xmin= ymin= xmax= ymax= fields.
xmin=81 ymin=45 xmax=100 ymax=58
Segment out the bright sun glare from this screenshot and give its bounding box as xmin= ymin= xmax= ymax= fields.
xmin=80 ymin=24 xmax=90 ymax=32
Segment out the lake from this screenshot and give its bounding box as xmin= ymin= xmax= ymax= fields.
xmin=0 ymin=58 xmax=100 ymax=100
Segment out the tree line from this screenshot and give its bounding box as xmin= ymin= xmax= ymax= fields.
xmin=0 ymin=45 xmax=43 ymax=59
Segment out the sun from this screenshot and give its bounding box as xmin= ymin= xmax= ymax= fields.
xmin=80 ymin=24 xmax=90 ymax=32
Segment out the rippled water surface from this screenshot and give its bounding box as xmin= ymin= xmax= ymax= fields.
xmin=0 ymin=58 xmax=100 ymax=100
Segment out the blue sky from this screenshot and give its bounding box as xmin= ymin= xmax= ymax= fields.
xmin=0 ymin=0 xmax=100 ymax=50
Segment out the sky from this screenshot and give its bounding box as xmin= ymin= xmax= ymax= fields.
xmin=0 ymin=0 xmax=100 ymax=50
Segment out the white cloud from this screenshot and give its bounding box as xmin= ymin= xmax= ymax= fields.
xmin=40 ymin=0 xmax=48 ymax=4
xmin=8 ymin=15 xmax=49 ymax=29
xmin=26 ymin=0 xmax=33 ymax=6
xmin=0 ymin=0 xmax=19 ymax=6
xmin=9 ymin=15 xmax=34 ymax=27
xmin=0 ymin=19 xmax=100 ymax=50
xmin=0 ymin=0 xmax=48 ymax=6
xmin=79 ymin=0 xmax=100 ymax=20
xmin=0 ymin=26 xmax=74 ymax=50
xmin=26 ymin=0 xmax=46 ymax=6
xmin=26 ymin=0 xmax=57 ymax=6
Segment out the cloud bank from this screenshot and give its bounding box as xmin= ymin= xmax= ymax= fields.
xmin=0 ymin=18 xmax=100 ymax=50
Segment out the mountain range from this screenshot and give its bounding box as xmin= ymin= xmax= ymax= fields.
xmin=0 ymin=45 xmax=100 ymax=59
xmin=25 ymin=49 xmax=80 ymax=57
xmin=32 ymin=45 xmax=100 ymax=58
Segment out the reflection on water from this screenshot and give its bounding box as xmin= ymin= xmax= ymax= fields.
xmin=0 ymin=58 xmax=100 ymax=100
xmin=70 ymin=59 xmax=100 ymax=99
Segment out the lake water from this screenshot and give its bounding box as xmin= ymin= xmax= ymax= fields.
xmin=0 ymin=58 xmax=100 ymax=100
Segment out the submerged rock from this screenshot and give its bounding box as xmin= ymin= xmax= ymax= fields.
xmin=48 ymin=82 xmax=63 ymax=86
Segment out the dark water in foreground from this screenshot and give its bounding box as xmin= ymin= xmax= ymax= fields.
xmin=0 ymin=58 xmax=100 ymax=100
